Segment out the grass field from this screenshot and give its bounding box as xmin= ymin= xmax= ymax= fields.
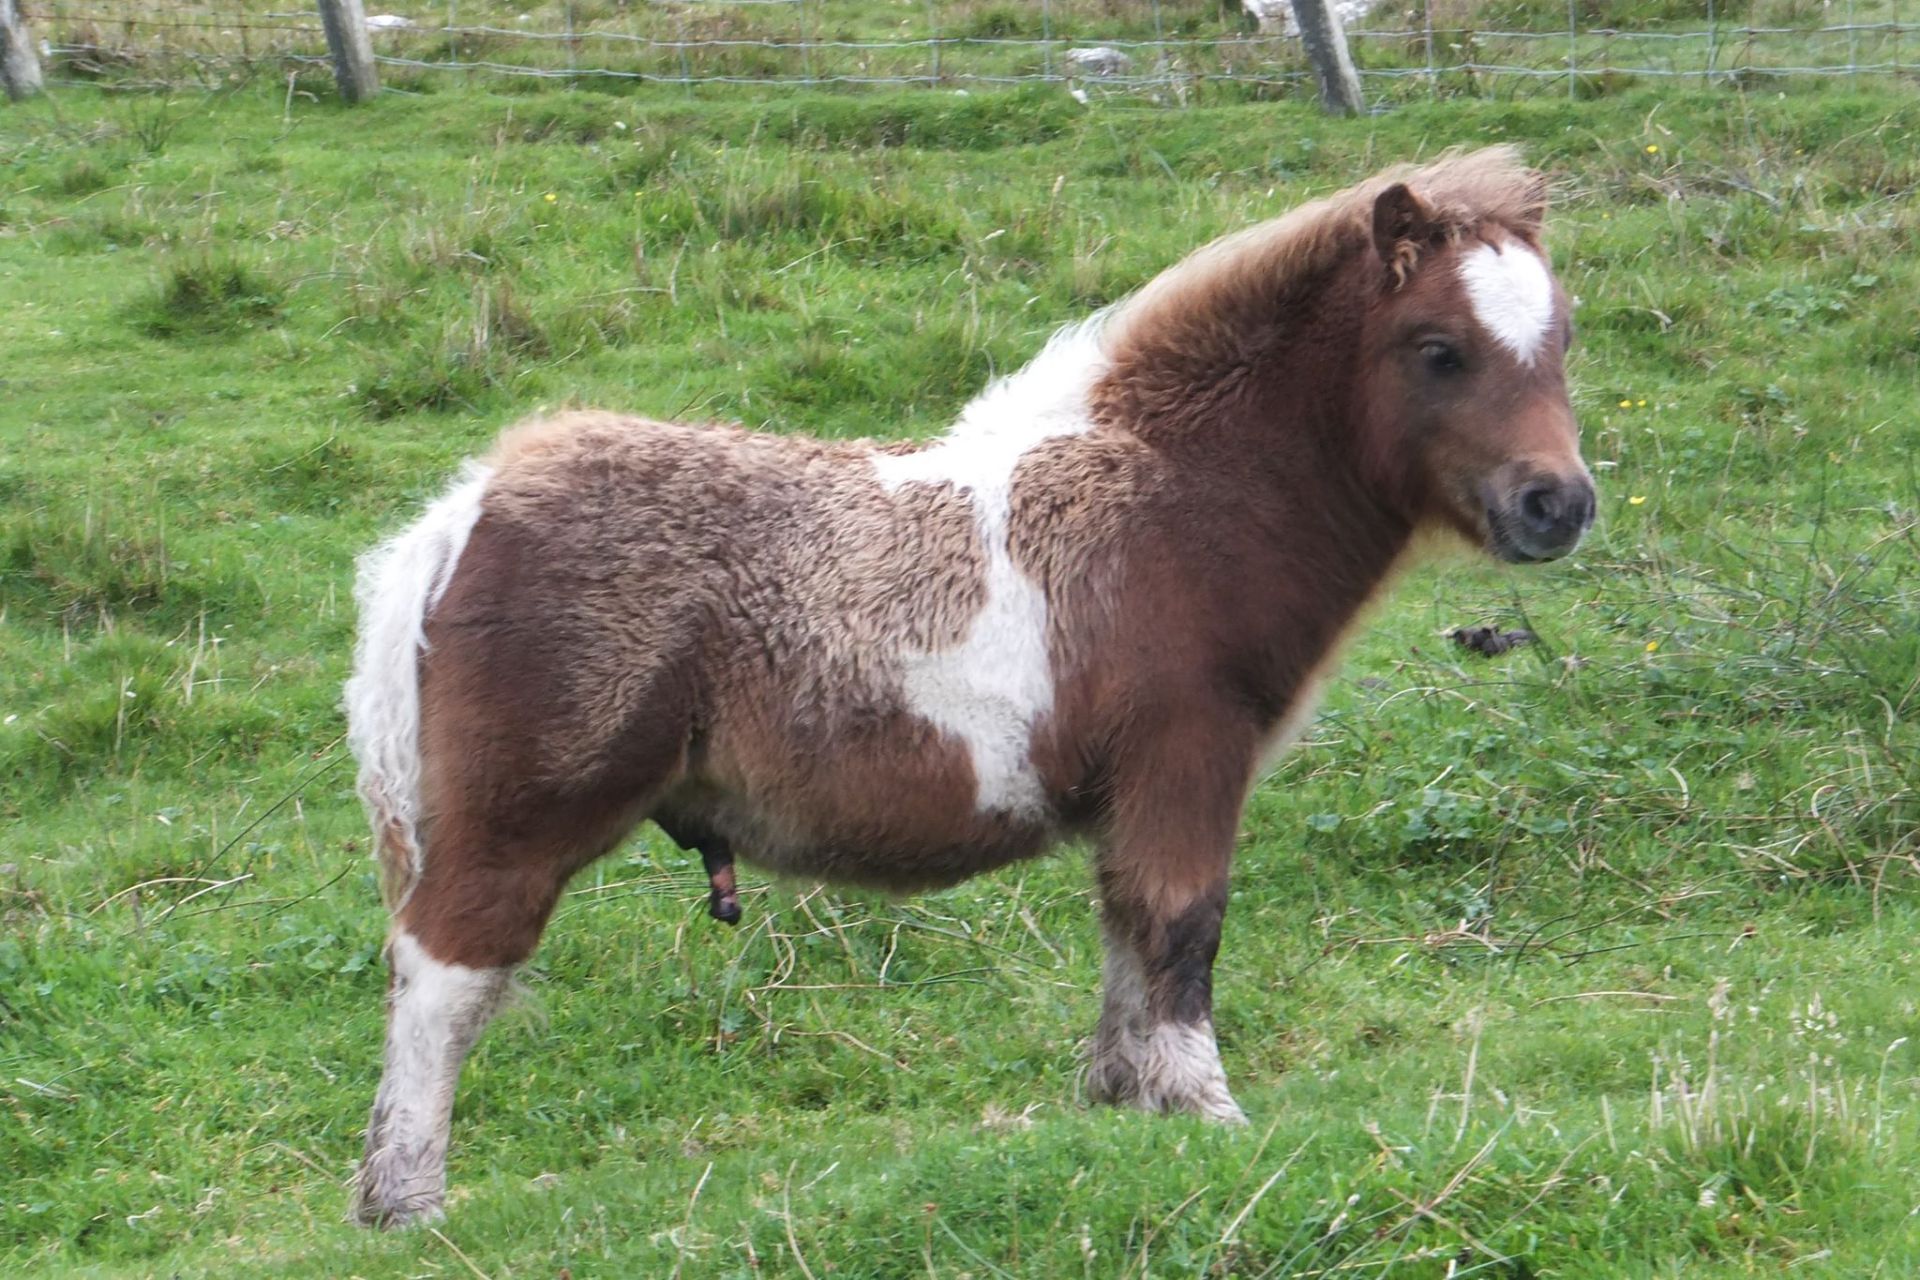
xmin=2 ymin=73 xmax=1918 ymax=1277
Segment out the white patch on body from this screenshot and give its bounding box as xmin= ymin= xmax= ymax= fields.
xmin=344 ymin=464 xmax=492 ymax=903
xmin=871 ymin=323 xmax=1106 ymax=816
xmin=1088 ymin=925 xmax=1245 ymax=1124
xmin=1457 ymin=240 xmax=1556 ymax=366
xmin=356 ymin=931 xmax=511 ymax=1224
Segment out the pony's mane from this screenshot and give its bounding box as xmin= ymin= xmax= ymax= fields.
xmin=1099 ymin=146 xmax=1549 ymax=376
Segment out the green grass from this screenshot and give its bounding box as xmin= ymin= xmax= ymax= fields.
xmin=2 ymin=77 xmax=1918 ymax=1277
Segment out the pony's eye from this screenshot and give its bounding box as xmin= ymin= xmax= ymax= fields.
xmin=1419 ymin=340 xmax=1464 ymax=376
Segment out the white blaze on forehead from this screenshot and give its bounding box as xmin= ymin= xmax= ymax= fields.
xmin=871 ymin=322 xmax=1105 ymax=817
xmin=1457 ymin=240 xmax=1557 ymax=365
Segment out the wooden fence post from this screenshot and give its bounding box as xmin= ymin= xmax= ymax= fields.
xmin=317 ymin=0 xmax=380 ymax=103
xmin=1 ymin=0 xmax=45 ymax=101
xmin=1290 ymin=0 xmax=1365 ymax=115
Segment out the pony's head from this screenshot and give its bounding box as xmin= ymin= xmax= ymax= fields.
xmin=1354 ymin=163 xmax=1592 ymax=563
xmin=1097 ymin=145 xmax=1594 ymax=567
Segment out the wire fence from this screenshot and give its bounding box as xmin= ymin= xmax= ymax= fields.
xmin=23 ymin=0 xmax=1920 ymax=102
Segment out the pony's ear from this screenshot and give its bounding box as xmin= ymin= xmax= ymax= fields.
xmin=1371 ymin=183 xmax=1435 ymax=267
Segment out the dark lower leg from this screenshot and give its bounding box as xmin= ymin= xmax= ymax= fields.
xmin=1087 ymin=882 xmax=1242 ymax=1122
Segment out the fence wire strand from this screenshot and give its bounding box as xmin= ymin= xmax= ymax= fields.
xmin=23 ymin=1 xmax=1920 ymax=99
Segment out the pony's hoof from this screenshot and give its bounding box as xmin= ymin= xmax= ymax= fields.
xmin=1196 ymin=1096 xmax=1249 ymax=1126
xmin=351 ymin=1190 xmax=445 ymax=1230
xmin=351 ymin=1155 xmax=447 ymax=1229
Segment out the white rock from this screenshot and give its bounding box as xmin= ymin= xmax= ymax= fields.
xmin=1065 ymin=46 xmax=1133 ymax=77
xmin=365 ymin=13 xmax=413 ymax=30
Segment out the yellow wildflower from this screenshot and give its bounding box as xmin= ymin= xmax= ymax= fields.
xmin=1619 ymin=399 xmax=1633 ymax=409
xmin=1645 ymin=640 xmax=1660 ymax=652
xmin=1645 ymin=144 xmax=1660 ymax=154
xmin=1628 ymin=495 xmax=1647 ymax=505
xmin=543 ymin=192 xmax=558 ymax=203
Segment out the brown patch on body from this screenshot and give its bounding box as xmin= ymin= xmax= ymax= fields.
xmin=402 ymin=411 xmax=1060 ymax=963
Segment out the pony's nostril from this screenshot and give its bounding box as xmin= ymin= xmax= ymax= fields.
xmin=1567 ymin=483 xmax=1595 ymax=531
xmin=1519 ymin=484 xmax=1557 ymax=531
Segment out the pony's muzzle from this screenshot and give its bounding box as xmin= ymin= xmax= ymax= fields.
xmin=1488 ymin=472 xmax=1594 ymax=563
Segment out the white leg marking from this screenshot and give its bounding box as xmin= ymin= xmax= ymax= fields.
xmin=355 ymin=931 xmax=511 ymax=1226
xmin=344 ymin=463 xmax=493 ymax=906
xmin=1457 ymin=240 xmax=1556 ymax=366
xmin=1089 ymin=921 xmax=1151 ymax=1103
xmin=1088 ymin=924 xmax=1245 ymax=1124
xmin=1137 ymin=1022 xmax=1245 ymax=1124
xmin=872 ymin=323 xmax=1108 ymax=817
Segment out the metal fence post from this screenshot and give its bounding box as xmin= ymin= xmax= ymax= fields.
xmin=925 ymin=0 xmax=940 ymax=84
xmin=564 ymin=0 xmax=578 ymax=88
xmin=796 ymin=0 xmax=815 ymax=85
xmin=317 ymin=0 xmax=380 ymax=102
xmin=1290 ymin=0 xmax=1365 ymax=114
xmin=1567 ymin=0 xmax=1578 ymax=98
xmin=1704 ymin=0 xmax=1716 ymax=82
xmin=1041 ymin=0 xmax=1053 ymax=84
xmin=1423 ymin=0 xmax=1436 ymax=98
xmin=1 ymin=0 xmax=45 ymax=100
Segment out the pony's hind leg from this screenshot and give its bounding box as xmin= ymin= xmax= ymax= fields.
xmin=348 ymin=481 xmax=695 ymax=1226
xmin=352 ymin=817 xmax=593 ymax=1228
xmin=354 ymin=929 xmax=513 ymax=1227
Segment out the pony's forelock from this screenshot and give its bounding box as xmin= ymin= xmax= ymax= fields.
xmin=1098 ymin=145 xmax=1550 ymax=372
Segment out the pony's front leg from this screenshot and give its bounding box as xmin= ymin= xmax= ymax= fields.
xmin=1086 ymin=734 xmax=1250 ymax=1125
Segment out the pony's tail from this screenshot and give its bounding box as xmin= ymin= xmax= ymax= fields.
xmin=344 ymin=463 xmax=494 ymax=914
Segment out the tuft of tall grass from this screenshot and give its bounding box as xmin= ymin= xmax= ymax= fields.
xmin=357 ymin=281 xmax=552 ymax=418
xmin=131 ymin=255 xmax=284 ymax=339
xmin=3 ymin=503 xmax=189 ymax=625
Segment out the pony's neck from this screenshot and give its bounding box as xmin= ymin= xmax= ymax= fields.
xmin=1092 ymin=250 xmax=1416 ymax=718
xmin=1093 ymin=246 xmax=1392 ymax=507
xmin=1222 ymin=367 xmax=1413 ymax=718
xmin=1093 ymin=246 xmax=1364 ymax=445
